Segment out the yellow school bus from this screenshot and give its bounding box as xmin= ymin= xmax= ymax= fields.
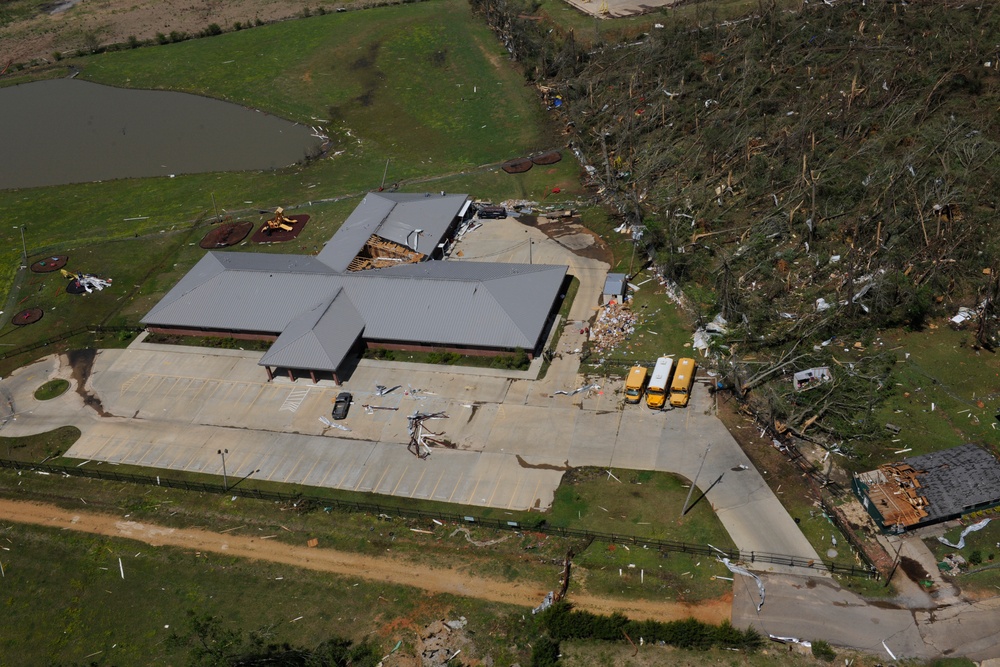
xmin=669 ymin=357 xmax=696 ymax=407
xmin=645 ymin=356 xmax=674 ymax=409
xmin=624 ymin=365 xmax=648 ymax=404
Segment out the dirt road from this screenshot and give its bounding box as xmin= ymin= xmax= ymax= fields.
xmin=0 ymin=498 xmax=729 ymax=624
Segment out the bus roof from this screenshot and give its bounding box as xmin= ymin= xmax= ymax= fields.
xmin=648 ymin=356 xmax=674 ymax=388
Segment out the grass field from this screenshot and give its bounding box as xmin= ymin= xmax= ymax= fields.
xmin=0 ymin=520 xmax=531 ymax=666
xmin=0 ymin=0 xmax=558 ymax=342
xmin=861 ymin=325 xmax=1000 ymax=469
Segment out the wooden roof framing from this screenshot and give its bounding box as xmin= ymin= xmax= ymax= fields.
xmin=346 ymin=234 xmax=424 ymax=272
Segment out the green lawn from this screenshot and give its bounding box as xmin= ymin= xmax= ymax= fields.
xmin=860 ymin=325 xmax=1000 ymax=470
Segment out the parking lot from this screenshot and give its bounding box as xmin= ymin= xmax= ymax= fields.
xmin=0 ymin=213 xmax=821 ymax=563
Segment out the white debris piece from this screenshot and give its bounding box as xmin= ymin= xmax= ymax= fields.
xmin=950 ymin=307 xmax=976 ymax=327
xmin=938 ymin=518 xmax=991 ymax=549
xmin=532 ymin=591 xmax=554 ymax=615
xmin=720 ymin=558 xmax=765 ymax=611
xmin=794 ymin=367 xmax=832 ymax=391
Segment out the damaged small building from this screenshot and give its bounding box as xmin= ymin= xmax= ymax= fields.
xmin=853 ymin=443 xmax=1000 ymax=533
xmin=143 ymin=192 xmax=568 ymax=383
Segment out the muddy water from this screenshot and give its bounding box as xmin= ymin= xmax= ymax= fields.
xmin=0 ymin=79 xmax=322 ymax=189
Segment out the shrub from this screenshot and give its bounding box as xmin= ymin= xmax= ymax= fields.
xmin=969 ymin=549 xmax=983 ymax=566
xmin=811 ymin=640 xmax=836 ymax=662
xmin=204 ymin=23 xmax=223 ymax=36
xmin=156 ymin=32 xmax=169 ymax=45
xmin=530 ymin=636 xmax=560 ymax=667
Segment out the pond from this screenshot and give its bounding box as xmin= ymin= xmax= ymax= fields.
xmin=0 ymin=78 xmax=324 ymax=190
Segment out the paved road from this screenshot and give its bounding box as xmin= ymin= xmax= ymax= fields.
xmin=732 ymin=572 xmax=928 ymax=660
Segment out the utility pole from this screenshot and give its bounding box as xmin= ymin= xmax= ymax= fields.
xmin=211 ymin=193 xmax=221 ymax=223
xmin=218 ymin=448 xmax=229 ymax=490
xmin=682 ymin=444 xmax=711 ymax=517
xmin=380 ymin=158 xmax=391 ymax=190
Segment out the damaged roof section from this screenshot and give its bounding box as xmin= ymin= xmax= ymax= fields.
xmin=854 ymin=443 xmax=1000 ymax=531
xmin=316 ymin=192 xmax=469 ymax=272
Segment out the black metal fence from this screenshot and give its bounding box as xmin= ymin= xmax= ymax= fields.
xmin=0 ymin=457 xmax=877 ymax=579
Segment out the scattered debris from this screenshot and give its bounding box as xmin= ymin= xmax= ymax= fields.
xmin=419 ymin=618 xmax=473 ymax=667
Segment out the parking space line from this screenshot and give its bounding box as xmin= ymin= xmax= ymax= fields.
xmin=428 ymin=473 xmax=445 ymax=501
xmin=485 ymin=475 xmax=504 ymax=507
xmin=409 ymin=468 xmax=428 ymax=498
xmin=506 ymin=476 xmax=524 ymax=509
xmin=282 ymin=454 xmax=306 ymax=483
xmin=390 ymin=466 xmax=409 ymax=495
xmin=300 ymin=458 xmax=321 ymax=485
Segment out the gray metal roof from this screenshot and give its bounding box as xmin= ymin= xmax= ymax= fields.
xmin=904 ymin=444 xmax=1000 ymax=521
xmin=315 ymin=192 xmax=468 ymax=271
xmin=143 ymin=252 xmax=343 ymax=332
xmin=340 ymin=262 xmax=566 ymax=349
xmin=144 ymin=193 xmax=567 ymax=373
xmin=258 ymin=288 xmax=365 ymax=371
xmin=604 ymin=272 xmax=626 ymax=296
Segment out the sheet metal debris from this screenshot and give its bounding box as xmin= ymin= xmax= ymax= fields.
xmin=554 ymin=383 xmax=600 ymax=396
xmin=720 ymin=557 xmax=765 ymax=611
xmin=532 ymin=591 xmax=554 ymax=615
xmin=319 ymin=416 xmax=351 ymax=432
xmin=937 ymin=518 xmax=991 ymax=549
xmin=768 ymin=635 xmax=811 ymax=648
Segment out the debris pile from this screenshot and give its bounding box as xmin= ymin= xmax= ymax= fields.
xmin=407 ymin=411 xmax=450 ymax=459
xmin=588 ymin=301 xmax=637 ymax=355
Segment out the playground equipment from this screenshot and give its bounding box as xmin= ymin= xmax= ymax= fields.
xmin=265 ymin=207 xmax=296 ymax=233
